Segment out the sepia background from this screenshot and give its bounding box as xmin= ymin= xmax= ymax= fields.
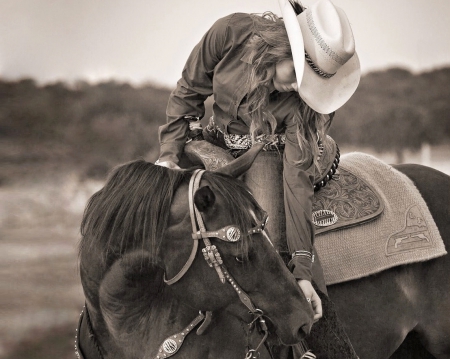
xmin=1 ymin=0 xmax=449 ymax=358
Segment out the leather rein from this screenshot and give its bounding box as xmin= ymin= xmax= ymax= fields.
xmin=159 ymin=169 xmax=271 ymax=359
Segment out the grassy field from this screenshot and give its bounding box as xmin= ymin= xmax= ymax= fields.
xmin=0 ymin=173 xmax=100 ymax=359
xmin=0 ymin=231 xmax=83 ymax=359
xmin=1 ymin=146 xmax=448 ymax=359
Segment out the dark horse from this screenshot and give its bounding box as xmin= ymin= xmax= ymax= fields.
xmin=318 ymin=164 xmax=450 ymax=359
xmin=181 ymin=141 xmax=450 ymax=359
xmin=76 ymin=147 xmax=314 ymax=359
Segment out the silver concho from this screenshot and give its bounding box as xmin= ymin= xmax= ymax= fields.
xmin=226 ymin=227 xmax=241 ymax=242
xmin=312 ymin=210 xmax=338 ymax=227
xmin=163 ymin=338 xmax=178 ymax=354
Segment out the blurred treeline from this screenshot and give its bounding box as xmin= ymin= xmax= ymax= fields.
xmin=0 ymin=80 xmax=173 ymax=183
xmin=1 ymin=66 xmax=449 ymax=183
xmin=334 ymin=67 xmax=450 ymax=162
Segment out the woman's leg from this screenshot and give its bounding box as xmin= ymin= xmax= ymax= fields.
xmin=242 ymin=151 xmax=286 ymax=252
xmin=243 ymin=151 xmax=358 ymax=359
xmin=243 ymin=151 xmax=328 ymax=293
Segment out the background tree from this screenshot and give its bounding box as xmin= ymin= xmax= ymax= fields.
xmin=1 ymin=66 xmax=449 ymax=184
xmin=330 ymin=67 xmax=450 ymax=163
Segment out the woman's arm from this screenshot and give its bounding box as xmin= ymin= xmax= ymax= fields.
xmin=282 ymin=115 xmax=322 ymax=320
xmin=282 ymin=115 xmax=316 ymax=282
xmin=158 ymin=15 xmax=233 ymax=165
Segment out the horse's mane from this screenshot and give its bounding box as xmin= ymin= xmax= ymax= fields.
xmin=79 ymin=159 xmax=187 ymax=266
xmin=79 ymin=160 xmax=263 ymax=267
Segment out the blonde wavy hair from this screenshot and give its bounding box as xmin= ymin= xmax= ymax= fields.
xmin=245 ymin=11 xmax=333 ymax=167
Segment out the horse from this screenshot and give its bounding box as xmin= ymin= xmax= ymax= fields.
xmin=183 ymin=141 xmax=450 ymax=359
xmin=319 ymin=163 xmax=450 ymax=359
xmin=76 ymin=146 xmax=315 ymax=359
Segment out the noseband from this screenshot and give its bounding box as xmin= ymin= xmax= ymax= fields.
xmin=161 ymin=169 xmax=271 ymax=359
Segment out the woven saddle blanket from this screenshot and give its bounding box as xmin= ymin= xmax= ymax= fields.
xmin=313 ymin=152 xmax=447 ymax=285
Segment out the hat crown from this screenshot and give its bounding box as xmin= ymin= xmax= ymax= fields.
xmin=299 ymin=0 xmax=355 ymax=75
xmin=278 ymin=0 xmax=360 ymax=114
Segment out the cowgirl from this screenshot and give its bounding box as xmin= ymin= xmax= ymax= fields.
xmin=157 ymin=0 xmax=360 ymax=357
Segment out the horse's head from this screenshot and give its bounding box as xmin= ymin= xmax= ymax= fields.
xmin=79 ymin=151 xmax=314 ymax=349
xmin=160 ymin=167 xmax=314 ymax=344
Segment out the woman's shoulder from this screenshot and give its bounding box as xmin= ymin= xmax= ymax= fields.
xmin=207 ymin=13 xmax=256 ymax=47
xmin=211 ymin=12 xmax=276 ymax=36
xmin=212 ymin=13 xmax=255 ymax=30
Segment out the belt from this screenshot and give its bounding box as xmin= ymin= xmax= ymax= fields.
xmin=205 ymin=117 xmax=286 ymax=152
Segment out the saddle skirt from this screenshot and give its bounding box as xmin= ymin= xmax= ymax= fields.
xmin=312 ymin=166 xmax=384 ymax=234
xmin=313 ymin=152 xmax=447 ymax=285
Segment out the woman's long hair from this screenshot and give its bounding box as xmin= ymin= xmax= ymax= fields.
xmin=246 ymin=6 xmax=333 ymax=167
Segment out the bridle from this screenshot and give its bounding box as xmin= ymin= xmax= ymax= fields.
xmin=160 ymin=169 xmax=272 ymax=359
xmin=164 ymin=169 xmax=268 ymax=285
xmin=75 ymin=169 xmax=273 ymax=359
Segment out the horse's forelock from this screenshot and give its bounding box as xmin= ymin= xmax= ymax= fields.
xmin=202 ymin=171 xmax=263 ymax=258
xmin=79 ymin=160 xmax=187 ymax=266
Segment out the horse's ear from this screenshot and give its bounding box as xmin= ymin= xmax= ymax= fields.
xmin=194 ymin=186 xmax=216 ymax=212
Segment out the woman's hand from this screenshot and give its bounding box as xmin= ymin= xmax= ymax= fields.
xmin=298 ymin=279 xmax=322 ymax=323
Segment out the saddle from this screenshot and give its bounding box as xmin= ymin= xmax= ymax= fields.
xmin=307 ymin=136 xmax=385 ymax=234
xmin=185 ymin=137 xmax=385 ymax=235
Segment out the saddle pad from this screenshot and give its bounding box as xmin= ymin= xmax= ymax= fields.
xmin=314 ymin=152 xmax=447 ymax=285
xmin=312 ymin=167 xmax=384 ymax=234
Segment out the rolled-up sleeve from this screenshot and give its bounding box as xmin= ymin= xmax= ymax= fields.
xmin=283 ymin=117 xmax=316 ymax=281
xmin=158 ymin=16 xmax=232 ymax=164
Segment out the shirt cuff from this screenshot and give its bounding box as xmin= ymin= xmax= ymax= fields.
xmin=158 ymin=141 xmax=186 ymax=165
xmin=288 ymin=255 xmax=313 ymax=282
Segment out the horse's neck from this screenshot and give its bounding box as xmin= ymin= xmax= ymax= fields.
xmin=82 ymin=251 xmax=209 ymax=358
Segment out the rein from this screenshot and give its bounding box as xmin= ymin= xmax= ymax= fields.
xmin=161 ymin=169 xmax=272 ymax=359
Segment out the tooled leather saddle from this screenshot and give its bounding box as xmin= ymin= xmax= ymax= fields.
xmin=184 ymin=137 xmax=384 ymax=235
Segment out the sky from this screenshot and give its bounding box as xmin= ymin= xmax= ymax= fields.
xmin=1 ymin=0 xmax=450 ymax=88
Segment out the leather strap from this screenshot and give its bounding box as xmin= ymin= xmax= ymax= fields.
xmin=164 ymin=170 xmax=203 ymax=285
xmin=75 ymin=304 xmax=104 ymax=359
xmin=154 ymin=312 xmax=206 ymax=359
xmin=164 ymin=239 xmax=199 ymax=285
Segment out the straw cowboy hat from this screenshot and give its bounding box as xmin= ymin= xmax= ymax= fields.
xmin=278 ymin=0 xmax=360 ymax=114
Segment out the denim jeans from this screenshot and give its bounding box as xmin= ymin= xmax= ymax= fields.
xmin=241 ymin=151 xmax=358 ymax=359
xmin=242 ymin=151 xmax=328 ymax=294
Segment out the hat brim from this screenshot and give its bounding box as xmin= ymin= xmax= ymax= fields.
xmin=300 ymin=53 xmax=360 ymax=114
xmin=278 ymin=0 xmax=305 ymax=88
xmin=278 ymin=0 xmax=361 ymax=114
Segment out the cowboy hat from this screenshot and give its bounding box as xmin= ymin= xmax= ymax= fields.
xmin=278 ymin=0 xmax=360 ymax=114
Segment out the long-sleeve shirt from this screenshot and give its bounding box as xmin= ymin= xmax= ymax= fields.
xmin=158 ymin=13 xmax=316 ymax=281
